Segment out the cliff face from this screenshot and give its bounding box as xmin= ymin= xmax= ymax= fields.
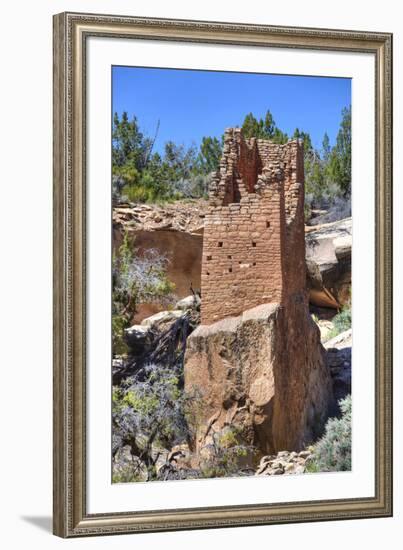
xmin=113 ymin=200 xmax=207 ymax=322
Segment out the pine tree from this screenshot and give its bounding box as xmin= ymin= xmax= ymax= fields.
xmin=199 ymin=136 xmax=222 ymax=173
xmin=329 ymin=107 xmax=351 ymax=196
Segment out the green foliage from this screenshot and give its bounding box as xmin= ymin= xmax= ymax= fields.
xmin=292 ymin=127 xmax=313 ymax=151
xmin=327 ymin=107 xmax=351 ymax=196
xmin=112 ymin=315 xmax=129 ymax=355
xmin=112 ymin=363 xmax=195 ymax=480
xmin=328 ymin=304 xmax=352 ymax=340
xmin=112 ymin=468 xmax=143 ymax=484
xmin=113 ymin=111 xmax=150 ymax=171
xmin=322 ymin=132 xmax=331 ymax=162
xmin=199 ymin=136 xmax=222 ymax=172
xmin=113 ymin=113 xmax=221 ymax=203
xmin=122 ymin=182 xmax=157 ymax=204
xmin=112 ymin=107 xmax=351 ymax=212
xmin=293 ymin=109 xmax=351 ymax=210
xmin=199 ymin=426 xmax=256 ymax=478
xmin=161 ymin=141 xmax=198 ymax=185
xmin=306 ymin=395 xmax=352 ymax=472
xmin=240 ymin=109 xmax=351 ymax=212
xmin=242 ymin=110 xmax=288 ymax=143
xmin=333 ymin=306 xmax=352 ymax=333
xmin=116 ymin=372 xmax=180 ymax=427
xmin=112 ymin=452 xmax=146 ymax=483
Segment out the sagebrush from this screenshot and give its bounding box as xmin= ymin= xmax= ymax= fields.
xmin=327 ymin=305 xmax=352 ymax=340
xmin=306 ymin=395 xmax=352 ymax=472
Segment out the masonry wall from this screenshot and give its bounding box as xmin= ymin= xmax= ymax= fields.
xmin=201 ymin=189 xmax=284 ymax=324
xmin=201 ymin=128 xmax=305 ymax=325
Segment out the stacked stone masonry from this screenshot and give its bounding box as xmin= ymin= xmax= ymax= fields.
xmin=201 ymin=128 xmax=306 ymax=324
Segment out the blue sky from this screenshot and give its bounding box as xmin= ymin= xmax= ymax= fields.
xmin=112 ymin=66 xmax=351 ymax=154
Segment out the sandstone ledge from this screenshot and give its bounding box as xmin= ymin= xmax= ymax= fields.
xmin=190 ymin=303 xmax=279 ymax=339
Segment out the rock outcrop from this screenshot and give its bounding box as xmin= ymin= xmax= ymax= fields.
xmin=306 ymin=217 xmax=352 ymax=308
xmin=324 ymin=329 xmax=352 ymax=403
xmin=256 ymin=448 xmax=313 ymax=476
xmin=113 ymin=199 xmax=208 ymax=234
xmin=184 ymin=301 xmax=334 ymax=458
xmin=113 ymin=201 xmax=207 ymax=322
xmin=113 ymin=300 xmax=200 ymax=384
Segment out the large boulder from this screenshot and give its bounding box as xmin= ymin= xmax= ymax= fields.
xmin=175 ymin=294 xmax=201 ymax=311
xmin=184 ymin=299 xmax=335 ymax=459
xmin=113 ymin=308 xmax=196 ymax=384
xmin=306 ymin=218 xmax=352 ymax=307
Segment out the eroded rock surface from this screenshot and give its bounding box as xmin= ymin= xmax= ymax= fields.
xmin=113 ymin=199 xmax=208 ymax=234
xmin=256 ymin=448 xmax=313 ymax=476
xmin=325 ymin=329 xmax=352 ymax=403
xmin=306 ymin=218 xmax=352 ymax=307
xmin=113 ymin=201 xmax=207 ymax=322
xmin=184 ymin=300 xmax=335 ymax=458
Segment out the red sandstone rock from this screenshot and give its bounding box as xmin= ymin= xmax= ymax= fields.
xmin=184 ymin=302 xmax=334 ymax=457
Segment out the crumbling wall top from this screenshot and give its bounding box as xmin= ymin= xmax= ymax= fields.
xmin=208 ymin=128 xmax=304 ymax=214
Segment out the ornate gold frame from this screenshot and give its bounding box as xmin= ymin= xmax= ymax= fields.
xmin=53 ymin=12 xmax=393 ymax=537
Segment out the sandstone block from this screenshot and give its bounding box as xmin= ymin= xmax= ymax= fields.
xmin=184 ymin=300 xmax=334 ymax=458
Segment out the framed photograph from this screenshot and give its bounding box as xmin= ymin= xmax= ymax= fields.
xmin=53 ymin=12 xmax=392 ymax=537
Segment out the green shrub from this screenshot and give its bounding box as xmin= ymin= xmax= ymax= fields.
xmin=199 ymin=425 xmax=256 ymax=479
xmin=112 ymin=469 xmax=143 ymax=484
xmin=112 ymin=363 xmax=193 ymax=481
xmin=306 ymin=395 xmax=351 ymax=472
xmin=122 ymin=183 xmax=157 ymax=204
xmin=112 ymin=314 xmax=129 ymax=355
xmin=112 ymin=442 xmax=147 ymax=483
xmin=333 ymin=306 xmax=351 ymax=332
xmin=328 ymin=305 xmax=351 ymax=340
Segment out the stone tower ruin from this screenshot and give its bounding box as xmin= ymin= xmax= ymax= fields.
xmin=201 ymin=128 xmax=306 ymax=325
xmin=185 ymin=128 xmax=334 ymax=459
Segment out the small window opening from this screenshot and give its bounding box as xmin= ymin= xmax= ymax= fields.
xmin=218 ymin=241 xmax=223 ymax=247
xmin=252 ymin=242 xmax=257 ymax=247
